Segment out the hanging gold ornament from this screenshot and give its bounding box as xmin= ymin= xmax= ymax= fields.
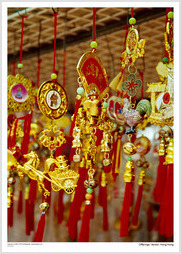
xmin=8 ymin=74 xmax=35 ymax=112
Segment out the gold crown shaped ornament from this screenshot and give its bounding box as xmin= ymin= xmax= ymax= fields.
xmin=146 ymin=11 xmax=174 ymax=126
xmin=17 ymin=78 xmax=79 ymax=196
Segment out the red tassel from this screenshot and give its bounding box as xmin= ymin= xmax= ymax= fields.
xmin=132 ymin=185 xmax=143 ymax=226
xmin=33 ymin=213 xmax=46 ymax=242
xmin=8 ymin=205 xmax=14 ymax=228
xmin=153 ymin=156 xmax=167 ymax=203
xmin=29 ymin=180 xmax=37 ymax=231
xmin=120 ymin=182 xmax=133 ymax=237
xmin=21 ymin=113 xmax=32 ymax=155
xmin=98 ymin=175 xmax=108 ymax=230
xmin=25 ymin=199 xmax=30 ymax=235
xmin=29 ymin=201 xmax=35 ymax=232
xmin=90 ymin=191 xmax=95 ymax=219
xmin=17 ymin=190 xmax=23 ymax=214
xmin=78 ymin=204 xmax=91 ymax=242
xmin=57 ymin=190 xmax=64 ymax=224
xmin=69 ymin=97 xmax=81 ymax=136
xmin=67 ymin=166 xmax=87 ymax=241
xmin=147 ymin=204 xmax=154 ymax=232
xmin=8 ymin=119 xmax=18 ymax=149
xmin=154 ymin=164 xmax=173 ymax=238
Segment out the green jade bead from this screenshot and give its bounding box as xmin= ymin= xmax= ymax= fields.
xmin=129 ymin=17 xmax=136 ymax=25
xmin=90 ymin=41 xmax=97 ymax=49
xmin=77 ymin=87 xmax=85 ymax=95
xmin=86 ymin=188 xmax=93 ymax=194
xmin=168 ymin=11 xmax=174 ymax=19
xmin=162 ymin=57 xmax=168 ymax=63
xmin=51 ymin=73 xmax=57 ymax=80
xmin=103 ymin=102 xmax=108 ymax=109
xmin=18 ymin=63 xmax=23 ymax=69
xmin=127 ymin=156 xmax=132 ymax=161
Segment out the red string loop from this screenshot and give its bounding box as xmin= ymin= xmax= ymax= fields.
xmin=53 ymin=12 xmax=57 ymax=73
xmin=19 ymin=15 xmax=28 ymax=64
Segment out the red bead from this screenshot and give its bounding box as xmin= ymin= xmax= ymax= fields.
xmin=163 ymin=92 xmax=170 ymax=104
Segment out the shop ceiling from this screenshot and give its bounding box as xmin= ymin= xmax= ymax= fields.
xmin=8 ymin=7 xmax=167 ymax=111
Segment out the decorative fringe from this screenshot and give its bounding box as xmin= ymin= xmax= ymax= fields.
xmin=69 ymin=97 xmax=81 ymax=136
xmin=67 ymin=166 xmax=87 ymax=241
xmin=120 ymin=182 xmax=133 ymax=237
xmin=153 ymin=156 xmax=167 ymax=203
xmin=78 ymin=203 xmax=91 ymax=242
xmin=33 ymin=213 xmax=46 ymax=242
xmin=17 ymin=190 xmax=23 ymax=214
xmin=112 ymin=133 xmax=122 ymax=181
xmin=25 ymin=199 xmax=30 ymax=235
xmin=154 ymin=164 xmax=173 ymax=238
xmin=132 ymin=185 xmax=143 ymax=226
xmin=57 ymin=190 xmax=64 ymax=224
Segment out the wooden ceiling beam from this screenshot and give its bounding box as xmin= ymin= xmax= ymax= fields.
xmin=8 ymin=7 xmax=166 ymax=63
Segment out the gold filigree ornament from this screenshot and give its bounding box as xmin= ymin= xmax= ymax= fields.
xmin=121 ymin=27 xmax=146 ymax=69
xmin=38 ymin=124 xmax=66 ymax=152
xmin=8 ymin=74 xmax=35 ymax=111
xmin=37 ymin=80 xmax=68 ymax=120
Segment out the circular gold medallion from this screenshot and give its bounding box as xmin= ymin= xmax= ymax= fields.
xmin=37 ymin=81 xmax=68 ymax=120
xmin=126 ymin=28 xmax=139 ymax=56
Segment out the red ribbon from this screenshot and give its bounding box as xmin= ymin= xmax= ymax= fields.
xmin=19 ymin=15 xmax=28 ymax=64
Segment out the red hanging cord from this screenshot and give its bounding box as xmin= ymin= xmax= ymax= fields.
xmin=53 ymin=12 xmax=57 ymax=74
xmin=92 ymin=8 xmax=96 ymax=41
xmin=131 ymin=7 xmax=134 ymax=18
xmin=19 ymin=15 xmax=28 ymax=64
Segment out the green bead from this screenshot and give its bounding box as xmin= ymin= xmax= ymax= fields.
xmin=161 ymin=138 xmax=164 ymax=141
xmin=168 ymin=11 xmax=174 ymax=19
xmin=162 ymin=57 xmax=168 ymax=63
xmin=90 ymin=41 xmax=97 ymax=49
xmin=77 ymin=86 xmax=85 ymax=95
xmin=86 ymin=188 xmax=93 ymax=194
xmin=51 ymin=73 xmax=57 ymax=80
xmin=103 ymin=102 xmax=108 ymax=109
xmin=18 ymin=63 xmax=23 ymax=69
xmin=129 ymin=17 xmax=136 ymax=25
xmin=127 ymin=156 xmax=132 ymax=161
